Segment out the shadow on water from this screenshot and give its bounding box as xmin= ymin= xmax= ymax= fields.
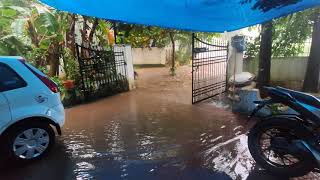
xmin=0 ymin=140 xmax=75 ymax=180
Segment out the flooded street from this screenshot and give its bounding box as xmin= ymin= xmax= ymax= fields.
xmin=0 ymin=67 xmax=310 ymax=180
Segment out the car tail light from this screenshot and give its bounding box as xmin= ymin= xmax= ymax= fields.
xmin=19 ymin=60 xmax=59 ymax=93
xmin=34 ymin=74 xmax=59 ymax=93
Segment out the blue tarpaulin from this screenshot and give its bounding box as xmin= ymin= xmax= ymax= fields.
xmin=40 ymin=0 xmax=320 ymax=32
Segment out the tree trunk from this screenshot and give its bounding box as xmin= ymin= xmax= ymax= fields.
xmin=81 ymin=16 xmax=89 ymax=45
xmin=80 ymin=16 xmax=90 ymax=58
xmin=303 ymin=11 xmax=320 ymax=92
xmin=66 ymin=14 xmax=76 ymax=57
xmin=88 ymin=18 xmax=99 ymax=44
xmin=113 ymin=22 xmax=118 ymax=44
xmin=48 ymin=42 xmax=60 ymax=77
xmin=169 ymin=31 xmax=176 ymax=76
xmin=48 ymin=54 xmax=59 ymax=77
xmin=27 ymin=20 xmax=44 ymax=67
xmin=257 ymin=21 xmax=273 ymax=88
xmin=27 ymin=21 xmax=39 ymax=47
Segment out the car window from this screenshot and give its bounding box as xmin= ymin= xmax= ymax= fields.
xmin=0 ymin=63 xmax=27 ymax=92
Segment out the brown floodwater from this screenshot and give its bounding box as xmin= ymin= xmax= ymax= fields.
xmin=0 ymin=67 xmax=313 ymax=180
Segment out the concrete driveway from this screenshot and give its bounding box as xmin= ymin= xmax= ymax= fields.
xmin=0 ymin=67 xmax=314 ymax=180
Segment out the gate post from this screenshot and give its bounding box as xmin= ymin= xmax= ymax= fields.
xmin=191 ymin=33 xmax=195 ymax=104
xmin=227 ymin=35 xmax=245 ymax=78
xmin=114 ymin=44 xmax=135 ymax=90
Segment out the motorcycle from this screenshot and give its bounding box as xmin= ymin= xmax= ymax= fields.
xmin=248 ymin=86 xmax=320 ymax=177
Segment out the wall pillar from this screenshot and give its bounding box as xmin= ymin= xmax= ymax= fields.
xmin=227 ymin=35 xmax=245 ymax=79
xmin=124 ymin=45 xmax=135 ymax=90
xmin=114 ymin=44 xmax=135 ymax=90
xmin=228 ymin=47 xmax=244 ymax=77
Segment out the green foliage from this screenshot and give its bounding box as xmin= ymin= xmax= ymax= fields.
xmin=25 ymin=48 xmax=46 ymax=65
xmin=116 ymin=25 xmax=203 ymax=66
xmin=272 ymin=10 xmax=314 ymax=57
xmin=62 ymin=49 xmax=81 ymax=84
xmin=175 ymin=32 xmax=192 ymax=65
xmin=245 ymin=9 xmax=315 ymax=59
xmin=0 ymin=1 xmax=66 ymax=56
xmin=50 ymin=76 xmax=66 ymax=98
xmin=37 ymin=66 xmax=48 ymax=74
xmin=0 ymin=0 xmax=77 ymax=76
xmin=196 ymin=32 xmax=221 ymax=42
xmin=0 ymin=0 xmax=130 ymax=103
xmin=269 ymin=103 xmax=288 ymax=115
xmin=245 ymin=36 xmax=260 ymax=60
xmin=117 ymin=24 xmax=168 ymax=48
xmin=1 ymin=0 xmax=31 ymax=7
xmin=176 ymin=48 xmax=191 ymax=65
xmin=0 ymin=35 xmax=29 ymax=55
xmin=174 ymin=32 xmax=219 ymax=65
xmin=0 ymin=4 xmax=30 ymax=56
xmin=95 ymin=20 xmax=113 ymax=47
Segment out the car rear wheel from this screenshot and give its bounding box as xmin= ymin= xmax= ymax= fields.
xmin=2 ymin=122 xmax=55 ymax=163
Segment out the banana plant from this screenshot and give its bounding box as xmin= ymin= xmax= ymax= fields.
xmin=0 ymin=1 xmax=70 ymax=76
xmin=0 ymin=4 xmax=30 ymax=55
xmin=24 ymin=4 xmax=68 ymax=72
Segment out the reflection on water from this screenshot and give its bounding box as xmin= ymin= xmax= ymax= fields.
xmin=104 ymin=120 xmax=125 ymax=157
xmin=75 ymin=162 xmax=95 ymax=180
xmin=61 ymin=106 xmax=252 ymax=180
xmin=202 ymin=134 xmax=254 ymax=179
xmin=60 ymin=105 xmax=255 ymax=179
xmin=63 ymin=129 xmax=98 ymax=159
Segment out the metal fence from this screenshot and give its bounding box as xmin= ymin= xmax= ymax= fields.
xmin=76 ymin=44 xmax=129 ymax=101
xmin=192 ymin=34 xmax=229 ymax=104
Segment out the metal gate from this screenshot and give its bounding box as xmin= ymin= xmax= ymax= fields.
xmin=192 ymin=34 xmax=229 ymax=104
xmin=76 ymin=44 xmax=129 ymax=101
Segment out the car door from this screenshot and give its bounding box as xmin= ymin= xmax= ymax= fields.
xmin=0 ymin=92 xmax=12 ymax=133
xmin=0 ymin=62 xmax=27 ymax=131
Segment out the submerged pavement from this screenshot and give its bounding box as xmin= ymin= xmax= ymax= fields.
xmin=1 ymin=67 xmax=313 ymax=180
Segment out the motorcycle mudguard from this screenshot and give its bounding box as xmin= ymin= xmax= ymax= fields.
xmin=262 ymin=114 xmax=314 ymax=139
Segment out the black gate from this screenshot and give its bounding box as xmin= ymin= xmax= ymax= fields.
xmin=192 ymin=34 xmax=229 ymax=104
xmin=76 ymin=44 xmax=129 ymax=101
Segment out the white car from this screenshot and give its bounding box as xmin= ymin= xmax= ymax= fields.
xmin=0 ymin=56 xmax=65 ymax=162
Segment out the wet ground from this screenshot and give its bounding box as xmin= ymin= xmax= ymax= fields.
xmin=0 ymin=67 xmax=318 ymax=180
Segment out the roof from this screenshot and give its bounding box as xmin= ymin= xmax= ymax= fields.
xmin=40 ymin=0 xmax=320 ymax=32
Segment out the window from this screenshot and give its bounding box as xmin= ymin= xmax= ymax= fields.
xmin=0 ymin=63 xmax=27 ymax=92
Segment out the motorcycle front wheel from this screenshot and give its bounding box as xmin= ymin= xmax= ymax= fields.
xmin=248 ymin=117 xmax=315 ymax=177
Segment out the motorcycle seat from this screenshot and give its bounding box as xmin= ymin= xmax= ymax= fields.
xmin=276 ymin=87 xmax=320 ymax=109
